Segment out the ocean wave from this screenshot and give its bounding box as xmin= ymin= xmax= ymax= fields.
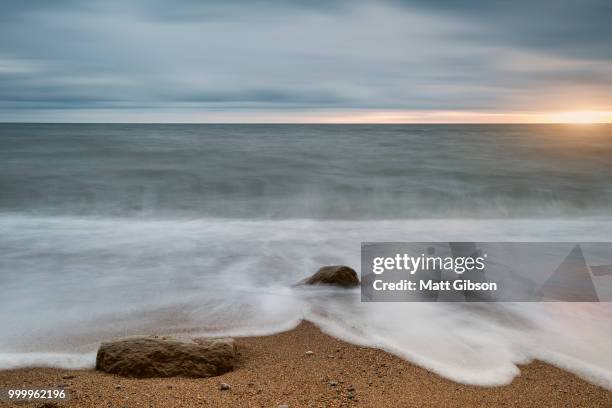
xmin=1 ymin=215 xmax=612 ymax=389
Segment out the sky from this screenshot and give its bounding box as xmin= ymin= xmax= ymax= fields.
xmin=1 ymin=0 xmax=611 ymax=123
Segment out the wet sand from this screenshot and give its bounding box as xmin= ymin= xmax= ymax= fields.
xmin=0 ymin=321 xmax=610 ymax=407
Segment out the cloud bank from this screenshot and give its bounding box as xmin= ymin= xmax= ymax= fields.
xmin=0 ymin=0 xmax=611 ymax=122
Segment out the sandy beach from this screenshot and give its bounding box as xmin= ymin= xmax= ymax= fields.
xmin=0 ymin=321 xmax=610 ymax=408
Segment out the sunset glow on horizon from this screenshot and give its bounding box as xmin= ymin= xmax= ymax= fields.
xmin=542 ymin=110 xmax=612 ymax=124
xmin=6 ymin=108 xmax=612 ymax=124
xmin=213 ymin=109 xmax=612 ymax=125
xmin=314 ymin=109 xmax=612 ymax=125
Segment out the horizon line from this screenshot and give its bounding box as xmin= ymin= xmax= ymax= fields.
xmin=1 ymin=121 xmax=611 ymax=125
xmin=2 ymin=109 xmax=611 ymax=125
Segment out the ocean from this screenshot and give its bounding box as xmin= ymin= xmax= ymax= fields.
xmin=2 ymin=124 xmax=612 ymax=218
xmin=1 ymin=124 xmax=611 ymax=388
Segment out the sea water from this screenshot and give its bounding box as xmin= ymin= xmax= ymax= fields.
xmin=1 ymin=124 xmax=611 ymax=388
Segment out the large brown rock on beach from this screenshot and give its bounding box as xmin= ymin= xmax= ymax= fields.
xmin=95 ymin=336 xmax=236 ymax=378
xmin=300 ymin=265 xmax=360 ymax=287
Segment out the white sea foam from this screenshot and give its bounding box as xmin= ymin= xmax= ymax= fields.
xmin=1 ymin=215 xmax=611 ymax=389
xmin=0 ymin=353 xmax=96 ymax=370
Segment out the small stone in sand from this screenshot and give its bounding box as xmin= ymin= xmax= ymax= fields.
xmin=305 ymin=350 xmax=314 ymax=356
xmin=219 ymin=382 xmax=231 ymax=391
xmin=278 ymin=405 xmax=289 ymax=408
xmin=329 ymin=380 xmax=338 ymax=387
xmin=115 ymin=385 xmax=122 ymax=390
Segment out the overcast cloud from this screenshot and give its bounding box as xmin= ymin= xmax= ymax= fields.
xmin=0 ymin=0 xmax=611 ymax=121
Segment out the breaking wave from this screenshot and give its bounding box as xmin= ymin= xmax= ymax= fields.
xmin=1 ymin=215 xmax=611 ymax=389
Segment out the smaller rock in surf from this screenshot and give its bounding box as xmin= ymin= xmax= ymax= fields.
xmin=299 ymin=265 xmax=360 ymax=287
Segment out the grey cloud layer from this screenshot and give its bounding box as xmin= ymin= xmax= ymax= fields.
xmin=0 ymin=0 xmax=611 ymax=119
